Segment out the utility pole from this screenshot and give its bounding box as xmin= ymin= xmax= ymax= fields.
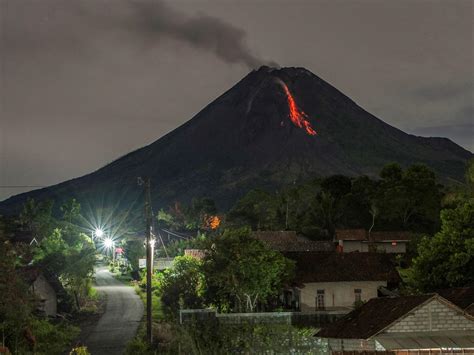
xmin=142 ymin=177 xmax=153 ymax=344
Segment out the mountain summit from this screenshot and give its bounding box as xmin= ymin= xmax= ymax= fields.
xmin=1 ymin=66 xmax=471 ymax=214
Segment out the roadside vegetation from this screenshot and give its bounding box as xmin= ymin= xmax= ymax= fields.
xmin=0 ymin=199 xmax=98 ymax=354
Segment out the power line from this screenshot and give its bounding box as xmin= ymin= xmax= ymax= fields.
xmin=0 ymin=186 xmax=45 ymax=188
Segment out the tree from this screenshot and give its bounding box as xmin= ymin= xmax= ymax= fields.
xmin=377 ymin=164 xmax=441 ymax=232
xmin=405 ymin=199 xmax=474 ymax=292
xmin=125 ymin=240 xmax=145 ymax=271
xmin=18 ymin=198 xmax=54 ymax=240
xmin=320 ymin=175 xmax=352 ymax=200
xmin=156 ymin=256 xmax=204 ymax=317
xmin=314 ymin=191 xmax=342 ymax=238
xmin=60 ymin=198 xmax=81 ymax=225
xmin=227 ymin=190 xmax=281 ymax=230
xmin=0 ymin=223 xmax=34 ymax=351
xmin=380 ymin=162 xmax=403 ymax=182
xmin=202 ymin=228 xmax=294 ymax=312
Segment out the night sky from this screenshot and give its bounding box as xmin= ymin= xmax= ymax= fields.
xmin=1 ymin=0 xmax=472 ymax=201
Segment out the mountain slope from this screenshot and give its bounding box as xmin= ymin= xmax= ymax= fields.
xmin=1 ymin=66 xmax=471 ymax=214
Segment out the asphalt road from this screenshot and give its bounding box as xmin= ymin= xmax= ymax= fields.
xmin=84 ymin=266 xmax=144 ymax=355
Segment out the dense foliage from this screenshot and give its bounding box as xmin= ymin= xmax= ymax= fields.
xmin=227 ymin=163 xmax=443 ymax=239
xmin=202 ymin=228 xmax=294 ymax=312
xmin=157 ymin=198 xmax=218 ymax=231
xmin=156 ymin=256 xmax=204 ymax=317
xmin=154 ymin=228 xmax=294 ymax=315
xmin=0 ymin=198 xmax=96 ymax=354
xmin=405 ymin=200 xmax=474 ymax=292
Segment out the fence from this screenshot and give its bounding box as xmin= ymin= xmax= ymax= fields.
xmin=332 ymin=351 xmax=474 ymax=355
xmin=179 ymin=309 xmax=346 ymax=327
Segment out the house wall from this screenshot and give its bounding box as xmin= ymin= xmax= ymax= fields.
xmin=342 ymin=240 xmax=407 ymax=253
xmin=384 ymin=298 xmax=474 ymax=333
xmin=32 ymin=274 xmax=57 ymax=317
xmin=327 ymin=338 xmax=376 ymax=351
xmin=298 ymin=281 xmax=386 ymax=312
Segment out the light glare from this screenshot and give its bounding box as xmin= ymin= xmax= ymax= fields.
xmin=103 ymin=238 xmax=114 ymax=249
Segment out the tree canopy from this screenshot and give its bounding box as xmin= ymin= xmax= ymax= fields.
xmin=405 ymin=199 xmax=474 ymax=292
xmin=201 ymin=228 xmax=294 ymax=312
xmin=226 ymin=163 xmax=443 ymax=239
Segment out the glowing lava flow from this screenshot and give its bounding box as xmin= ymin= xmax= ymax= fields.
xmin=277 ymin=80 xmax=317 ymax=136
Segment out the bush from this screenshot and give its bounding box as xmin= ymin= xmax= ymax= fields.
xmin=30 ymin=318 xmax=80 ymax=355
xmin=69 ymin=346 xmax=91 ymax=355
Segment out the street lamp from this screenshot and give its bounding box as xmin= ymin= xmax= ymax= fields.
xmin=94 ymin=228 xmax=104 ymax=238
xmin=103 ymin=237 xmax=113 ymax=249
xmin=103 ymin=237 xmax=115 ymax=264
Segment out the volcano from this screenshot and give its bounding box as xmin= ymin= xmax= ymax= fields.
xmin=1 ymin=66 xmax=471 ymax=215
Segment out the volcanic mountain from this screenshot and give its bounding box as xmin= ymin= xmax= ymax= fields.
xmin=1 ymin=66 xmax=471 ymax=215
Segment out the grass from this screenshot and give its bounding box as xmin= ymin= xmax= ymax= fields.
xmin=134 ymin=285 xmax=165 ymax=321
xmin=124 ymin=284 xmax=169 ymax=354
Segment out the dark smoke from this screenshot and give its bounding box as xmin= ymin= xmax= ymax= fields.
xmin=134 ymin=1 xmax=273 ymax=68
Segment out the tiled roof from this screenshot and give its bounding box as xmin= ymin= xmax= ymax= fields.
xmin=335 ymin=229 xmax=367 ymax=241
xmin=283 ymin=252 xmax=400 ymax=284
xmin=335 ymin=229 xmax=412 ymax=242
xmin=437 ymin=287 xmax=474 ymax=314
xmin=316 ymin=294 xmax=434 ymax=339
xmin=252 ymin=231 xmax=334 ymax=252
xmin=316 ymin=287 xmax=474 ymax=339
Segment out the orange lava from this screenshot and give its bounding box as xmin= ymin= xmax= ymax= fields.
xmin=280 ymin=82 xmax=317 ymax=136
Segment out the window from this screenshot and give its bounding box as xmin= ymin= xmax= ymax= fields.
xmin=354 ymin=288 xmax=362 ymax=303
xmin=316 ymin=289 xmax=325 ymax=310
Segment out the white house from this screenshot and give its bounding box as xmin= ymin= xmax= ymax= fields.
xmin=283 ymin=252 xmax=400 ymax=313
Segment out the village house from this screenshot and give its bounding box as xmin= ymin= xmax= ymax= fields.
xmin=251 ymin=231 xmax=334 ymax=252
xmin=154 ymin=257 xmax=175 ymax=271
xmin=335 ymin=229 xmax=412 ymax=253
xmin=184 ymin=249 xmax=207 ymax=260
xmin=282 ymin=252 xmax=400 ymax=314
xmin=23 ymin=268 xmax=58 ymax=317
xmin=316 ymin=287 xmax=474 ymax=352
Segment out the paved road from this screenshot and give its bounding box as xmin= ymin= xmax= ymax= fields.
xmin=84 ymin=266 xmax=144 ymax=355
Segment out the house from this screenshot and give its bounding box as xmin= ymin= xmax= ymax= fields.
xmin=282 ymin=252 xmax=400 ymax=314
xmin=252 ymin=231 xmax=334 ymax=252
xmin=316 ymin=288 xmax=474 ymax=352
xmin=335 ymin=229 xmax=412 ymax=253
xmin=23 ymin=268 xmax=58 ymax=317
xmin=184 ymin=249 xmax=207 ymax=260
xmin=154 ymin=257 xmax=175 ymax=271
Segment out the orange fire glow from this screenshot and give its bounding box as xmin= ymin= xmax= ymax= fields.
xmin=207 ymin=215 xmax=221 ymax=230
xmin=278 ymin=81 xmax=317 ymax=136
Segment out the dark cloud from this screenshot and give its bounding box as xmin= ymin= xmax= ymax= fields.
xmin=4 ymin=0 xmax=272 ymax=68
xmin=131 ymin=1 xmax=272 ymax=68
xmin=411 ymin=81 xmax=473 ymax=101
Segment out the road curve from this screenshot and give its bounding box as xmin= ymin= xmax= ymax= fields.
xmin=84 ymin=266 xmax=144 ymax=355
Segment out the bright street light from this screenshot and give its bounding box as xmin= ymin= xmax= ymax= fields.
xmin=95 ymin=228 xmax=104 ymax=238
xmin=103 ymin=237 xmax=114 ymax=249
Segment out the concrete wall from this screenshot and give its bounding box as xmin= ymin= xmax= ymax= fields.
xmin=32 ymin=274 xmax=57 ymax=317
xmin=327 ymin=338 xmax=376 ymax=351
xmin=385 ymin=298 xmax=474 ymax=333
xmin=342 ymin=240 xmax=407 ymax=253
xmin=298 ymin=281 xmax=386 ymax=312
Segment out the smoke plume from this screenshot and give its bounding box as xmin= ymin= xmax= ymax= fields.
xmin=134 ymin=1 xmax=270 ymax=68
